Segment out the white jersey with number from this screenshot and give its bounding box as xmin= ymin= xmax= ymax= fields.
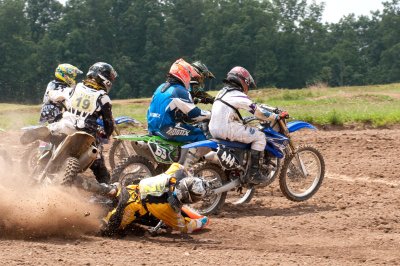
xmin=48 ymin=83 xmax=111 ymax=135
xmin=68 ymin=83 xmax=105 ymax=118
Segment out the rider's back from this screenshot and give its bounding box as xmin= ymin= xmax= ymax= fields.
xmin=209 ymin=87 xmax=252 ymax=137
xmin=147 ymin=83 xmax=192 ymax=134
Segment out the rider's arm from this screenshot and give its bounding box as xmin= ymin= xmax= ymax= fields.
xmin=253 ymin=104 xmax=278 ymax=122
xmin=191 ymin=91 xmax=215 ymax=104
xmin=170 ymin=88 xmax=210 ymax=122
xmin=228 ymin=92 xmax=277 ymax=122
xmin=99 ymin=95 xmax=114 ymax=138
xmin=48 ymin=86 xmax=72 ymax=103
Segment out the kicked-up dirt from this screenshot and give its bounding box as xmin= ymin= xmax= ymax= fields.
xmin=0 ymin=127 xmax=399 ymax=265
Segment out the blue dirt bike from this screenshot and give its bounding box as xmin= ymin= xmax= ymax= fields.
xmin=184 ymin=105 xmax=325 ymax=215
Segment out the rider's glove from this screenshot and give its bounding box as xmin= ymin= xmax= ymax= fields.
xmin=201 ymin=97 xmax=215 ymax=104
xmin=167 ymin=191 xmax=183 ymax=213
xmin=278 ymin=111 xmax=289 ymax=120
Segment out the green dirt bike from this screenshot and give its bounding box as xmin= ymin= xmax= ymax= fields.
xmin=110 ymin=134 xmax=184 ymax=185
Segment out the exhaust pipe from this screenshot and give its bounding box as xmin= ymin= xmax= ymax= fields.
xmin=79 ymin=146 xmax=98 ymax=170
xmin=212 ymin=178 xmax=241 ymax=194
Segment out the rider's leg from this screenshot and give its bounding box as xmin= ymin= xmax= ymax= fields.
xmin=102 ymin=185 xmax=146 ymax=236
xmin=212 ymin=122 xmax=267 ymax=184
xmin=178 ymin=147 xmax=210 ymax=168
xmin=90 ymin=154 xmax=111 ymax=184
xmin=145 ymin=201 xmax=209 ymax=233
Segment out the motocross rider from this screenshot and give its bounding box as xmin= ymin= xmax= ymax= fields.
xmin=189 ymin=61 xmax=215 ymax=105
xmin=100 ymin=163 xmax=210 ymax=236
xmin=209 ymin=66 xmax=283 ymax=184
xmin=21 ymin=62 xmax=117 ymax=184
xmin=147 ymin=58 xmax=210 ymax=143
xmin=57 ymin=62 xmax=117 ymax=183
xmin=39 ymin=63 xmax=83 ymax=124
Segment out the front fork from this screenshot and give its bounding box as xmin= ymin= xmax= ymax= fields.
xmin=278 ymin=120 xmax=308 ymax=177
xmin=112 ymin=123 xmax=134 ymax=156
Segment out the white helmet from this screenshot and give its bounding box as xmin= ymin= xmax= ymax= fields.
xmin=175 ymin=177 xmax=207 ymax=204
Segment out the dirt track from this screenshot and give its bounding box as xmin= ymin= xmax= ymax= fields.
xmin=0 ymin=128 xmax=399 ymax=265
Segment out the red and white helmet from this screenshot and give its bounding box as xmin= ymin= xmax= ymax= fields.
xmin=169 ymin=58 xmax=201 ymax=90
xmin=225 ymin=66 xmax=256 ymax=94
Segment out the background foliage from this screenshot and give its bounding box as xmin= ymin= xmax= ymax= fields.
xmin=0 ymin=0 xmax=400 ymax=103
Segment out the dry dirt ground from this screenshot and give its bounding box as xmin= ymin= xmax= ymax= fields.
xmin=0 ymin=127 xmax=399 ymax=265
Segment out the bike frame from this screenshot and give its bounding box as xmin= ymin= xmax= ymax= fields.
xmin=114 ymin=134 xmax=182 ymax=164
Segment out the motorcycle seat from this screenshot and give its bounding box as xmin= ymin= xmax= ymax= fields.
xmin=214 ymin=138 xmax=251 ymax=150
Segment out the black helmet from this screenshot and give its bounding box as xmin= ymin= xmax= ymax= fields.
xmin=191 ymin=61 xmax=215 ymax=80
xmin=175 ymin=177 xmax=207 ymax=204
xmin=190 ymin=61 xmax=215 ymax=91
xmin=86 ymin=62 xmax=118 ymax=92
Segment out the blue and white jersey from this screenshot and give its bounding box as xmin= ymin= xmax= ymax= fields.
xmin=147 ymin=83 xmax=210 ymax=133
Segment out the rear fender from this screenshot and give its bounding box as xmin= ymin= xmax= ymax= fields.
xmin=50 ymin=131 xmax=95 ymax=168
xmin=114 ymin=116 xmax=141 ymax=126
xmin=114 ymin=134 xmax=153 ymax=142
xmin=182 ymin=140 xmax=218 ymax=150
xmin=287 ymin=121 xmax=316 ymax=133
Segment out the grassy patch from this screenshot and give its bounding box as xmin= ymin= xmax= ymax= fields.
xmin=1 ymin=83 xmax=399 ymax=130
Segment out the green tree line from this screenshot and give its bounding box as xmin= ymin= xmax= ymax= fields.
xmin=0 ymin=0 xmax=399 ymax=103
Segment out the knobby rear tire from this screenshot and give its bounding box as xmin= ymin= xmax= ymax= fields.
xmin=63 ymin=157 xmax=81 ymax=185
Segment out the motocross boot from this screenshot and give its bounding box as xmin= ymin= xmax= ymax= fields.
xmin=90 ymin=156 xmax=111 ymax=184
xmin=248 ymin=150 xmax=265 ymax=185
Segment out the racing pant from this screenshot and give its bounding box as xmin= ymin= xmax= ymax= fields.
xmin=90 ymin=155 xmax=110 ymax=184
xmin=47 ymin=114 xmax=78 ymax=135
xmin=103 ymin=185 xmax=208 ymax=235
xmin=153 ymin=123 xmax=206 ymax=143
xmin=210 ymin=121 xmax=266 ymax=151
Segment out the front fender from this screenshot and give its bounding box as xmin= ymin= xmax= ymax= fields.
xmin=182 ymin=140 xmax=218 ymax=149
xmin=114 ymin=134 xmax=151 ymax=142
xmin=287 ymin=121 xmax=316 ymax=133
xmin=114 ymin=116 xmax=141 ymax=125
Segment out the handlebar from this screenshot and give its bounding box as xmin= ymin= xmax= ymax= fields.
xmin=259 ymin=104 xmax=290 ymax=119
xmin=243 ymin=116 xmax=258 ymax=124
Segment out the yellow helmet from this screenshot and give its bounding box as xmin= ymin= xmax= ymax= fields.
xmin=55 ymin=63 xmax=83 ymax=87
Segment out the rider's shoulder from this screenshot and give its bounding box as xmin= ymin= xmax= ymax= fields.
xmin=100 ymin=94 xmax=111 ymax=105
xmin=47 ymin=80 xmax=65 ymax=90
xmin=171 ymin=84 xmax=190 ymax=99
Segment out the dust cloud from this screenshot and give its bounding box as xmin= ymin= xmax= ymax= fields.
xmin=0 ymin=149 xmax=105 ymax=239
